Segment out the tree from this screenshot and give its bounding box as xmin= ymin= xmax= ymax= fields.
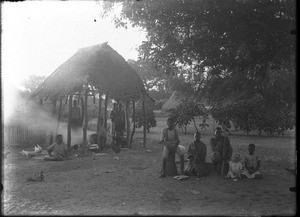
xmin=134 ymin=106 xmax=157 ymax=132
xmin=127 ymin=59 xmax=167 ymax=91
xmin=22 ymin=75 xmax=46 ymax=93
xmin=102 ymin=0 xmax=296 ymax=136
xmin=169 ymin=100 xmax=208 ymax=134
xmin=102 ymin=0 xmax=295 ymax=74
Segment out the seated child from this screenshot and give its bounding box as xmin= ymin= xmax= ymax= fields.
xmin=241 ymin=143 xmax=262 ymax=179
xmin=44 ymin=134 xmax=67 ymax=161
xmin=225 ymin=153 xmax=243 ymax=180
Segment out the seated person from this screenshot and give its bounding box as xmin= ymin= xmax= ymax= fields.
xmin=241 ymin=143 xmax=262 ymax=179
xmin=184 ymin=132 xmax=209 ymax=177
xmin=44 ymin=134 xmax=67 ymax=161
xmin=225 ymin=153 xmax=243 ymax=180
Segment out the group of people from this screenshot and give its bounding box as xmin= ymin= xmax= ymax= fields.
xmin=159 ymin=118 xmax=262 ymax=180
xmin=43 ymin=115 xmax=262 ymax=181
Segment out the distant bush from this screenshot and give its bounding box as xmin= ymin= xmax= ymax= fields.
xmin=134 ymin=107 xmax=157 ymax=132
xmin=211 ymin=94 xmax=295 ymax=136
xmin=169 ymin=100 xmax=208 ymax=134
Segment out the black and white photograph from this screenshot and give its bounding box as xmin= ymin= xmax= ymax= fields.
xmin=2 ymin=0 xmax=296 ymax=215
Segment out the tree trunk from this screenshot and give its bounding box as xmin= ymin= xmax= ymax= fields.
xmin=126 ymin=100 xmax=130 ymax=147
xmin=97 ymin=94 xmax=103 ymax=149
xmin=67 ymin=95 xmax=73 ymax=149
xmin=142 ymin=93 xmax=147 ymax=147
xmin=130 ymin=100 xmax=136 ymax=147
xmin=192 ymin=118 xmax=199 ymax=133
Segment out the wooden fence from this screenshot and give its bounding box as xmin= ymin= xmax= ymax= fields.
xmin=4 ymin=125 xmax=47 ymax=145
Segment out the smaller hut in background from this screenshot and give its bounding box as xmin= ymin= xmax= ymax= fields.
xmin=161 ymin=91 xmax=185 ymax=112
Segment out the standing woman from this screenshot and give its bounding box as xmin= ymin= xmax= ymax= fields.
xmin=159 ymin=118 xmax=185 ymax=177
xmin=210 ymin=127 xmax=233 ymax=175
xmin=109 ymin=102 xmax=118 ymax=137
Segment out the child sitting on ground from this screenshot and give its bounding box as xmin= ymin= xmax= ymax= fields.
xmin=225 ymin=153 xmax=243 ymax=180
xmin=241 ymin=143 xmax=262 ymax=179
xmin=44 ymin=134 xmax=67 ymax=161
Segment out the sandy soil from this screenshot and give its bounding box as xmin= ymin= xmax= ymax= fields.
xmin=2 ymin=117 xmax=296 ymax=216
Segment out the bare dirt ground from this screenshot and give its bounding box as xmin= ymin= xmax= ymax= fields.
xmin=2 ymin=116 xmax=296 ymax=216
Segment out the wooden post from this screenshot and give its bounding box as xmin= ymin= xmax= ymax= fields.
xmin=39 ymin=98 xmax=46 ymax=144
xmin=80 ymin=96 xmax=84 ymax=126
xmin=56 ymin=98 xmax=63 ymax=134
xmin=49 ymin=99 xmax=57 ymax=145
xmin=130 ymin=100 xmax=136 ymax=147
xmin=82 ymin=88 xmax=88 ymax=153
xmin=67 ymin=95 xmax=73 ymax=149
xmin=39 ymin=98 xmax=43 ymax=107
xmin=97 ymin=93 xmax=103 ymax=149
xmin=125 ymin=100 xmax=130 ymax=147
xmin=104 ymin=94 xmax=108 ymax=147
xmin=142 ymin=93 xmax=146 ymax=147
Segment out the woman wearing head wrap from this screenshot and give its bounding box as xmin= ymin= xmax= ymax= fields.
xmin=210 ymin=127 xmax=233 ymax=175
xmin=185 ymin=132 xmax=209 ymax=177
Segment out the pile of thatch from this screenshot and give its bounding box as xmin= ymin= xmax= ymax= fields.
xmin=31 ymin=42 xmax=145 ymax=101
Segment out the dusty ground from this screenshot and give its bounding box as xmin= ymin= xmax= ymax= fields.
xmin=2 ymin=116 xmax=296 ymax=216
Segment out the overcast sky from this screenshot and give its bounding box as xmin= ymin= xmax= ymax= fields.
xmin=2 ymin=1 xmax=146 ymax=90
xmin=2 ymin=1 xmax=146 ymax=122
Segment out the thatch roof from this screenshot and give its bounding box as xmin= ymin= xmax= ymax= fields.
xmin=31 ymin=43 xmax=145 ymax=101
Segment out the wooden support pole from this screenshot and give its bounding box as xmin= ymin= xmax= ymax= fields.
xmin=97 ymin=94 xmax=103 ymax=149
xmin=67 ymin=95 xmax=73 ymax=149
xmin=130 ymin=100 xmax=136 ymax=147
xmin=39 ymin=98 xmax=43 ymax=107
xmin=49 ymin=99 xmax=57 ymax=145
xmin=142 ymin=93 xmax=146 ymax=147
xmin=80 ymin=96 xmax=84 ymax=126
xmin=104 ymin=94 xmax=108 ymax=147
xmin=56 ymin=98 xmax=63 ymax=134
xmin=82 ymin=88 xmax=88 ymax=153
xmin=125 ymin=100 xmax=130 ymax=147
xmin=39 ymin=98 xmax=46 ymax=144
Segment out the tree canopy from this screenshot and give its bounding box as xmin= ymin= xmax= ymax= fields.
xmin=101 ymin=0 xmax=296 ymax=135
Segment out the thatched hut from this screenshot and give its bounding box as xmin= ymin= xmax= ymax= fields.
xmin=161 ymin=91 xmax=185 ymax=112
xmin=31 ymin=42 xmax=150 ymax=151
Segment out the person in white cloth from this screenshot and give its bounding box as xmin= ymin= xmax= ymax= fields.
xmin=241 ymin=143 xmax=262 ymax=179
xmin=225 ymin=153 xmax=243 ymax=180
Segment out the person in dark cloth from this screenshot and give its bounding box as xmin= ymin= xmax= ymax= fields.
xmin=70 ymin=100 xmax=82 ymax=130
xmin=159 ymin=118 xmax=185 ymax=178
xmin=114 ymin=103 xmax=126 ymax=136
xmin=210 ymin=127 xmax=233 ymax=175
xmin=110 ymin=102 xmax=118 ymax=137
xmin=184 ymin=132 xmax=209 ymax=177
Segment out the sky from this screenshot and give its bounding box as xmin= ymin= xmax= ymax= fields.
xmin=2 ymin=1 xmax=146 ymax=89
xmin=1 ymin=1 xmax=146 ymax=122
